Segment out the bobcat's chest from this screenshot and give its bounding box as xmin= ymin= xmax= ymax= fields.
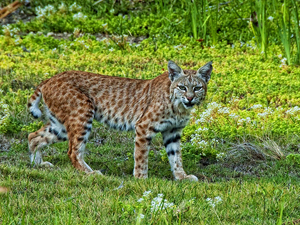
xmin=154 ymin=116 xmax=190 ymax=133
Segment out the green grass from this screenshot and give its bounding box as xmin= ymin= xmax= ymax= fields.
xmin=1 ymin=127 xmax=300 ymax=224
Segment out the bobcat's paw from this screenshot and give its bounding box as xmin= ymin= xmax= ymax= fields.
xmin=87 ymin=170 xmax=103 ymax=176
xmin=185 ymin=175 xmax=199 ymax=182
xmin=40 ymin=161 xmax=54 ymax=167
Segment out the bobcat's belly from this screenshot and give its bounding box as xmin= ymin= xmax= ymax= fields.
xmin=94 ymin=111 xmax=135 ymax=131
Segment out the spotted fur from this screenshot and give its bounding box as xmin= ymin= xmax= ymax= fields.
xmin=28 ymin=60 xmax=213 ymax=181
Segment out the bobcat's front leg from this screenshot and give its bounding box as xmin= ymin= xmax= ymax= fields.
xmin=133 ymin=123 xmax=153 ymax=179
xmin=163 ymin=130 xmax=198 ymax=181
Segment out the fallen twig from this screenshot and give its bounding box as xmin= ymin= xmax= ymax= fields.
xmin=0 ymin=0 xmax=23 ymax=20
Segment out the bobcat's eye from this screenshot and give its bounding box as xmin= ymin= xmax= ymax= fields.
xmin=194 ymin=86 xmax=202 ymax=92
xmin=178 ymin=85 xmax=187 ymax=91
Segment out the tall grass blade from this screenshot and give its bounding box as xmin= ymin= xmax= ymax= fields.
xmin=255 ymin=0 xmax=268 ymax=54
xmin=279 ymin=0 xmax=292 ymax=65
xmin=291 ymin=0 xmax=300 ymax=65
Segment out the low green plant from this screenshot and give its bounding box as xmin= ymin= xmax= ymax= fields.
xmin=286 ymin=154 xmax=300 ymax=167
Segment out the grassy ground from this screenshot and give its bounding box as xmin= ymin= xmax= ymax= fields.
xmin=1 ymin=124 xmax=300 ymax=224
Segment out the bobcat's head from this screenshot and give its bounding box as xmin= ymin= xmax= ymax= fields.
xmin=168 ymin=60 xmax=213 ymax=110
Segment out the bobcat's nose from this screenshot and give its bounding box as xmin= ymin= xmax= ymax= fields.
xmin=187 ymin=97 xmax=193 ymax=102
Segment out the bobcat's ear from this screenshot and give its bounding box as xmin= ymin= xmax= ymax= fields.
xmin=168 ymin=60 xmax=184 ymax=82
xmin=196 ymin=61 xmax=213 ymax=83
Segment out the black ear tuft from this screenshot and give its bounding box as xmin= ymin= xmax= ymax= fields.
xmin=196 ymin=61 xmax=213 ymax=83
xmin=168 ymin=60 xmax=184 ymax=82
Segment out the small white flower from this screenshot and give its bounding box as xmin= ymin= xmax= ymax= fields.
xmin=216 ymin=152 xmax=226 ymax=161
xmin=286 ymin=106 xmax=300 ymax=116
xmin=196 ymin=127 xmax=208 ymax=132
xmin=73 ymin=12 xmax=87 ymax=21
xmin=214 ymin=196 xmax=222 ymax=203
xmin=218 ymin=107 xmax=230 ymax=114
xmin=143 ymin=190 xmax=151 ymax=197
xmin=229 ymin=113 xmax=239 ymax=120
xmin=69 ymin=2 xmax=82 ymax=12
xmin=281 ymin=58 xmax=287 ymax=64
xmin=206 ymin=196 xmax=222 ymax=208
xmin=102 ymin=23 xmax=108 ymax=28
xmin=267 ymin=16 xmax=274 ymax=21
xmin=109 ymin=47 xmax=114 ymax=52
xmin=58 ymin=3 xmax=68 ymax=13
xmin=278 ymin=54 xmax=282 ymax=58
xmin=137 ymin=198 xmax=144 ymax=202
xmin=252 ymin=104 xmax=262 ymax=109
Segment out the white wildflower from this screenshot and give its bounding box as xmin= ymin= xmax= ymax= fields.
xmin=102 ymin=23 xmax=108 ymax=29
xmin=109 ymin=47 xmax=114 ymax=52
xmin=267 ymin=16 xmax=274 ymax=21
xmin=229 ymin=113 xmax=239 ymax=120
xmin=281 ymin=58 xmax=287 ymax=64
xmin=69 ymin=2 xmax=82 ymax=12
xmin=218 ymin=107 xmax=230 ymax=114
xmin=237 ymin=117 xmax=251 ymax=126
xmin=150 ymin=195 xmax=174 ymax=212
xmin=174 ymin=45 xmax=182 ymax=51
xmin=252 ymin=104 xmax=262 ymax=109
xmin=143 ymin=190 xmax=151 ymax=197
xmin=36 ymin=5 xmax=56 ymax=19
xmin=214 ymin=196 xmax=222 ymax=204
xmin=157 ymin=193 xmax=164 ymax=198
xmin=3 ymin=25 xmax=20 ymax=37
xmin=286 ymin=106 xmax=300 ymax=116
xmin=73 ymin=12 xmax=87 ymax=21
xmin=196 ymin=127 xmax=208 ymax=132
xmin=278 ymin=54 xmax=282 ymax=58
xmin=58 ymin=2 xmax=68 ymax=13
xmin=206 ymin=196 xmax=222 ymax=208
xmin=137 ymin=198 xmax=144 ymax=202
xmin=216 ymin=152 xmax=226 ymax=161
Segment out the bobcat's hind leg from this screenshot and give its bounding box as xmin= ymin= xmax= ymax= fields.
xmin=28 ymin=122 xmax=68 ymax=167
xmin=66 ymin=109 xmax=103 ymax=175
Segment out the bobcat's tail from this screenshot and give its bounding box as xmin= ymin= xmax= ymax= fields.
xmin=28 ymin=87 xmax=42 ymax=119
xmin=28 ymin=80 xmax=49 ymax=119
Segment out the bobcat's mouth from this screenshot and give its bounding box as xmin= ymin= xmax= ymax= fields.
xmin=184 ymin=102 xmax=195 ymax=108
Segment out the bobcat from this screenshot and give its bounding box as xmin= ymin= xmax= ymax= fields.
xmin=28 ymin=60 xmax=212 ymax=181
